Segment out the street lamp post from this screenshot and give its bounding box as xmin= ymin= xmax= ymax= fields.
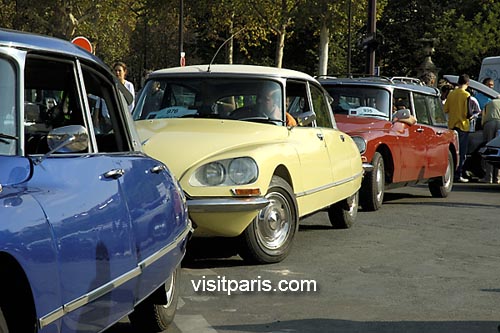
xmin=347 ymin=0 xmax=352 ymax=76
xmin=179 ymin=0 xmax=184 ymax=66
xmin=366 ymin=0 xmax=376 ymax=75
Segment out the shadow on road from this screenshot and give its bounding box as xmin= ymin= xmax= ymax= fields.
xmin=181 ymin=237 xmax=249 ymax=269
xmin=451 ymin=182 xmax=500 ymax=193
xmin=299 ymin=224 xmax=332 ymax=231
xmin=380 ymin=184 xmax=500 ymax=210
xmin=213 ymin=318 xmax=500 ymax=333
xmin=105 ymin=322 xmax=135 ymax=333
xmin=382 ymin=191 xmax=429 ymax=203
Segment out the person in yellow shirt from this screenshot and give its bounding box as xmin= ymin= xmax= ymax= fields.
xmin=444 ymin=74 xmax=471 ymax=183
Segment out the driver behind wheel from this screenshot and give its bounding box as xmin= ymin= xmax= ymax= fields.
xmin=258 ymin=85 xmax=297 ymax=126
xmin=257 ymin=87 xmax=281 ymax=119
xmin=229 ymin=82 xmax=297 ymax=126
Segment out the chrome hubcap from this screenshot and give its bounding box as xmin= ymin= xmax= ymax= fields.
xmin=443 ymin=158 xmax=452 ymax=189
xmin=347 ymin=192 xmax=358 ymax=217
xmin=375 ymin=160 xmax=384 ymax=202
xmin=162 ymin=270 xmax=176 ymax=309
xmin=255 ymin=192 xmax=292 ymax=254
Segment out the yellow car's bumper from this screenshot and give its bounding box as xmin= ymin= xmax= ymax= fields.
xmin=187 ymin=196 xmax=269 ymax=237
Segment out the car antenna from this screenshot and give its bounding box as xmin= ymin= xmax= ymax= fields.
xmin=207 ymin=27 xmax=245 ymax=73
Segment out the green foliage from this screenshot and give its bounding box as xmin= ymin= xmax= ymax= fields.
xmin=379 ymin=0 xmax=500 ymax=79
xmin=0 ymin=0 xmax=15 ymax=29
xmin=2 ymin=0 xmax=500 ymax=83
xmin=441 ymin=1 xmax=500 ymax=77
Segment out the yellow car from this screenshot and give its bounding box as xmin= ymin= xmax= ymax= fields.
xmin=133 ymin=64 xmax=366 ymax=264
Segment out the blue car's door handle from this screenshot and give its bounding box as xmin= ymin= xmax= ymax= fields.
xmin=103 ymin=169 xmax=125 ymax=179
xmin=150 ymin=165 xmax=166 ymax=174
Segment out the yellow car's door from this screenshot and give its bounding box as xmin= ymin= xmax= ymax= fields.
xmin=310 ymin=84 xmax=361 ymax=199
xmin=289 ymin=126 xmax=334 ymax=215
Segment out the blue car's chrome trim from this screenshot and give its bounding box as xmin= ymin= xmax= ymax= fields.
xmin=296 ymin=171 xmax=363 ymax=198
xmin=37 ymin=224 xmax=192 ymax=330
xmin=187 ymin=197 xmax=269 ymax=213
xmin=64 ymin=268 xmax=142 ymax=314
xmin=139 ymin=223 xmax=192 ymax=269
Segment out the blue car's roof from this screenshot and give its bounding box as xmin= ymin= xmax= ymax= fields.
xmin=0 ymin=28 xmax=107 ymax=69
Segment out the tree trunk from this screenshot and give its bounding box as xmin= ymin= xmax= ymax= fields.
xmin=275 ymin=24 xmax=287 ymax=68
xmin=318 ymin=22 xmax=329 ymax=76
xmin=227 ymin=14 xmax=234 ymax=64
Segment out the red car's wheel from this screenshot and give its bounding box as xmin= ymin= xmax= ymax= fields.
xmin=429 ymin=150 xmax=454 ymax=197
xmin=360 ymin=152 xmax=385 ymax=211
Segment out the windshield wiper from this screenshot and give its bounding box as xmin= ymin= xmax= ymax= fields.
xmin=0 ymin=133 xmax=18 ymax=144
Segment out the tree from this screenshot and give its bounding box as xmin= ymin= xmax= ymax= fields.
xmin=288 ymin=0 xmax=371 ymax=76
xmin=434 ymin=0 xmax=500 ymax=77
xmin=378 ymin=0 xmax=500 ymax=79
xmin=127 ymin=0 xmax=181 ymax=86
xmin=187 ymin=0 xmax=245 ymax=65
xmin=244 ymin=0 xmax=305 ymax=68
xmin=5 ymin=0 xmax=500 ymax=82
xmin=374 ymin=0 xmax=433 ymax=77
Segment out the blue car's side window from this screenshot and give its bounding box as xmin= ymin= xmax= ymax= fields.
xmin=82 ymin=65 xmax=131 ymax=153
xmin=24 ymin=56 xmax=86 ymax=155
xmin=0 ymin=57 xmax=17 ymax=156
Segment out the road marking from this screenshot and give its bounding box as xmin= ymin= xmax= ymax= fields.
xmin=177 ymin=297 xmax=185 ymax=309
xmin=174 ymin=314 xmax=218 ymax=333
xmin=182 ymin=268 xmax=218 ymax=276
xmin=262 ymin=268 xmax=303 ymax=276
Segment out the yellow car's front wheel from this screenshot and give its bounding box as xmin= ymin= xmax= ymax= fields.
xmin=239 ymin=176 xmax=298 ymax=264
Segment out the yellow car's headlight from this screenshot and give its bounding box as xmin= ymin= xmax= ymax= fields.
xmin=202 ymin=162 xmax=226 ymax=186
xmin=190 ymin=157 xmax=258 ymax=186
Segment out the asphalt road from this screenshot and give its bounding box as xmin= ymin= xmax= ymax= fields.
xmin=107 ymin=182 xmax=500 ymax=333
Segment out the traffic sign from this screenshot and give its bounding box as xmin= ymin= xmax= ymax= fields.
xmin=71 ymin=36 xmax=93 ymax=53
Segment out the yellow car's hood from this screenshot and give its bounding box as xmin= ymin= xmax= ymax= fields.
xmin=135 ymin=118 xmax=287 ymax=180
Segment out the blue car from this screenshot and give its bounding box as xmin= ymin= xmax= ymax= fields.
xmin=0 ymin=29 xmax=191 ymax=333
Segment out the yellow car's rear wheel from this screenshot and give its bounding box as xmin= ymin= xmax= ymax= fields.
xmin=239 ymin=176 xmax=298 ymax=264
xmin=328 ymin=191 xmax=359 ymax=229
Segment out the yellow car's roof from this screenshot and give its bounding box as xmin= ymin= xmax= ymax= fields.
xmin=150 ymin=64 xmax=316 ymax=82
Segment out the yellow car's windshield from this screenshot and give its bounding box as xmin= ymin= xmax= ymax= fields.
xmin=133 ymin=78 xmax=285 ymax=125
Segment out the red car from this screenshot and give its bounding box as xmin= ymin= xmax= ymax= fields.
xmin=318 ymin=76 xmax=459 ymax=211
